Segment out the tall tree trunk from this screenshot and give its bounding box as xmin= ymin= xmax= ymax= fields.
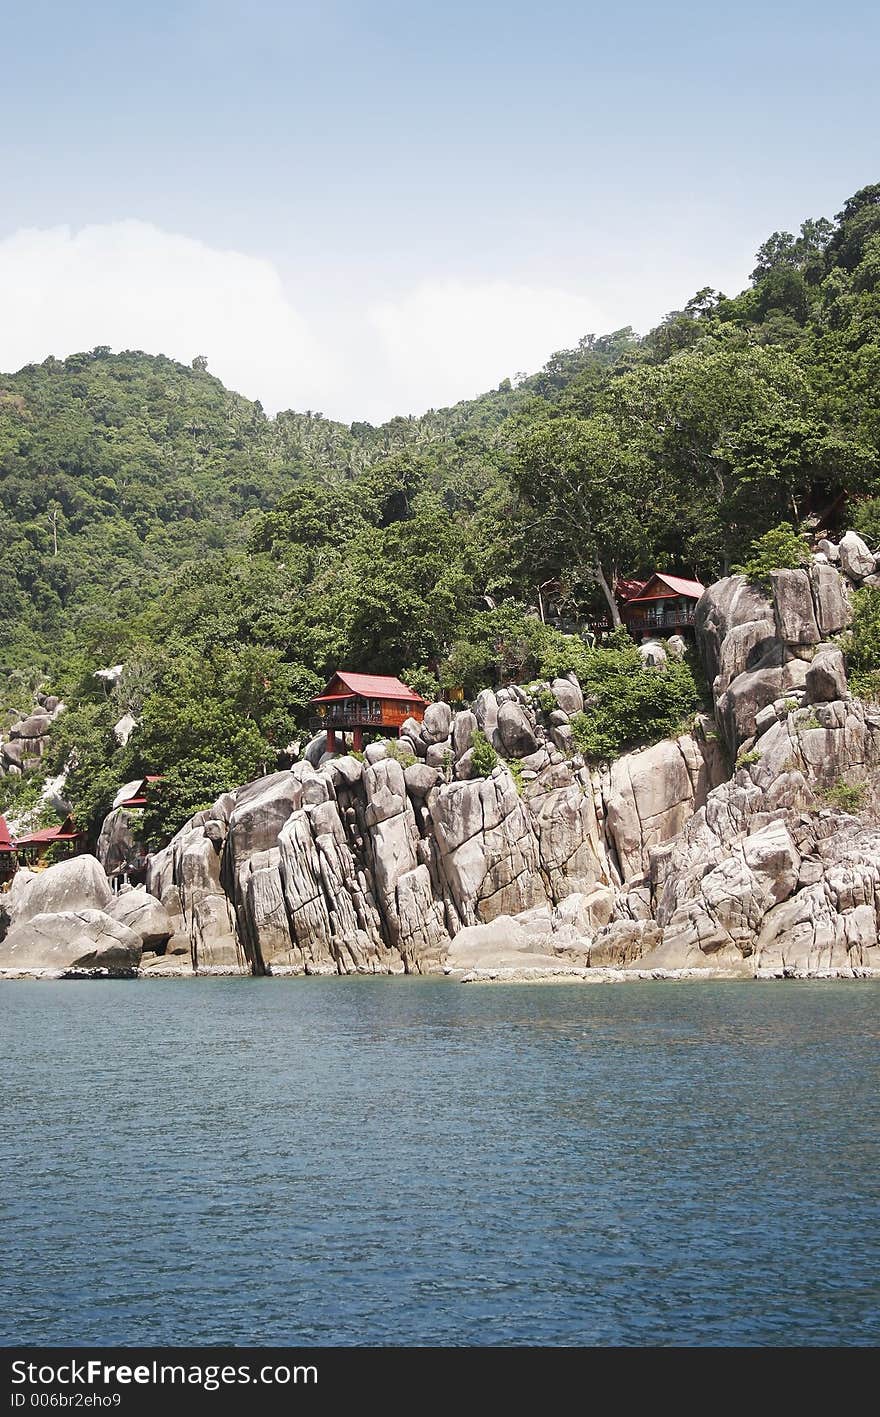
xmin=594 ymin=563 xmax=622 ymax=628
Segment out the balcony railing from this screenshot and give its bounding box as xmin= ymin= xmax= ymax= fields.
xmin=625 ymin=605 xmax=696 ymax=630
xmin=309 ymin=705 xmax=385 ymax=732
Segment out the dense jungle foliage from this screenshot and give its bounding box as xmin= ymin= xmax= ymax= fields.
xmin=3 ymin=182 xmax=880 ymax=840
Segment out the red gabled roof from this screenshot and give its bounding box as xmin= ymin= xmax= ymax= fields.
xmin=0 ymin=815 xmax=14 ymax=853
xmin=15 ymin=814 xmax=82 ymax=848
xmin=626 ymin=573 xmax=705 ymax=603
xmin=312 ymin=671 xmax=427 ymax=705
xmin=15 ymin=825 xmax=82 ymax=846
xmin=616 ymin=578 xmax=647 ymax=602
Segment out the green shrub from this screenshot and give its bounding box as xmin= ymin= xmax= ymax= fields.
xmin=735 ymin=747 xmax=762 ymax=769
xmin=841 ymin=586 xmax=880 ymax=700
xmin=440 ymin=604 xmax=559 ymax=696
xmin=400 ymin=664 xmax=441 ymax=703
xmin=733 ymin=523 xmax=811 ymax=590
xmin=534 ymin=688 xmax=557 ymax=717
xmin=563 ymin=635 xmax=704 ymax=763
xmin=823 ymin=781 xmax=866 ymax=812
xmin=470 ymin=729 xmax=499 ymax=776
xmin=797 ymin=711 xmax=822 ymax=730
xmin=850 ymin=498 xmax=880 ymax=550
xmin=385 ymin=739 xmax=417 ymax=768
xmin=508 ymin=759 xmax=525 ymax=795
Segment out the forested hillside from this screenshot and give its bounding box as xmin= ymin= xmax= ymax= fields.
xmin=2 ymin=181 xmax=880 ymax=841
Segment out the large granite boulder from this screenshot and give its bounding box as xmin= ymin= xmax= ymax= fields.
xmin=451 ymin=709 xmax=477 ymax=760
xmin=473 ymin=689 xmax=499 ymax=742
xmin=0 ymin=909 xmax=142 ymax=975
xmin=810 ymin=562 xmax=850 ymax=636
xmin=422 ymin=701 xmax=452 ymax=744
xmin=10 ymin=712 xmax=52 ymax=741
xmin=96 ymin=806 xmax=141 ymax=876
xmin=109 ymin=888 xmax=174 ymax=951
xmin=7 ymin=854 xmax=112 ymax=925
xmin=525 ymin=761 xmax=608 ymax=898
xmin=428 ymin=767 xmax=547 ymax=925
xmin=551 ymin=677 xmax=583 ymax=714
xmin=805 ymin=645 xmax=848 ymax=704
xmin=600 ymin=729 xmax=727 ymax=881
xmin=444 ymin=911 xmax=591 ymax=974
xmin=838 ymin=530 xmax=875 ymax=582
xmin=695 ymin=575 xmax=775 ymax=688
xmin=770 ymin=569 xmax=820 ymax=646
xmin=495 ymin=701 xmax=539 ymax=758
xmin=716 ymin=645 xmax=808 ymax=754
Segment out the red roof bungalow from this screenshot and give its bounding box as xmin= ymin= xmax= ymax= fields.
xmin=14 ymin=814 xmax=84 ymax=867
xmin=620 ymin=573 xmax=706 ymax=640
xmin=310 ymin=672 xmax=427 ymax=752
xmin=0 ymin=814 xmax=16 ymax=884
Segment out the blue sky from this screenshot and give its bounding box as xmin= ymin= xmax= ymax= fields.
xmin=1 ymin=0 xmax=878 ymax=420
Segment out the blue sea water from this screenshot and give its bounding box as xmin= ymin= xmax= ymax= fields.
xmin=1 ymin=978 xmax=878 ymax=1347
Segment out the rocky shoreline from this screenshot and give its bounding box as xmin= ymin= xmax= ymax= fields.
xmin=3 ymin=963 xmax=879 ymax=982
xmin=4 ymin=533 xmax=880 ymax=983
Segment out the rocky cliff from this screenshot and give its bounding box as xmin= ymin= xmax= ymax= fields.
xmin=139 ymin=710 xmax=726 ymax=977
xmin=4 ymin=532 xmax=880 ymax=981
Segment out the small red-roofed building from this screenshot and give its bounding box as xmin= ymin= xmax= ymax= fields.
xmin=619 ymin=573 xmax=706 ymax=640
xmin=0 ymin=814 xmax=17 ymax=883
xmin=310 ymin=672 xmax=427 ymax=752
xmin=14 ymin=814 xmax=84 ymax=868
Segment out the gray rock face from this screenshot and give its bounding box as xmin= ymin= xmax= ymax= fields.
xmin=404 ymin=762 xmax=441 ymax=798
xmin=303 ymin=732 xmax=328 ymax=766
xmin=716 ymin=646 xmax=808 ymax=754
xmin=422 ymin=701 xmax=452 ymax=744
xmin=7 ymin=854 xmax=112 ymax=924
xmin=429 ymin=768 xmax=548 ymax=925
xmin=0 ymin=910 xmax=142 ymax=975
xmin=643 ymin=701 xmax=880 ymax=974
xmin=425 ymin=740 xmax=452 ymax=769
xmin=109 ymin=889 xmax=173 ymax=951
xmin=601 ymin=730 xmax=727 ymax=881
xmin=817 ymin=538 xmax=840 ymax=563
xmin=551 ymin=678 xmax=583 ymax=714
xmin=10 ymin=713 xmax=52 ymax=741
xmin=696 ymin=575 xmax=775 ymax=688
xmin=473 ymin=689 xmax=499 ymax=742
xmin=770 ymin=569 xmax=820 ymax=645
xmin=839 ymin=530 xmax=875 ymax=582
xmin=96 ymin=807 xmax=140 ymax=876
xmin=810 ymin=562 xmax=851 ymax=636
xmin=495 ymin=701 xmax=539 ymax=757
xmin=702 ymin=561 xmax=856 ymax=758
xmin=444 ymin=913 xmax=590 ymax=973
xmin=451 ymin=709 xmax=477 ymax=760
xmin=1 ymin=741 xmax=27 ymax=770
xmin=806 ymin=645 xmax=848 ymax=704
xmin=399 ymin=717 xmax=426 ymax=753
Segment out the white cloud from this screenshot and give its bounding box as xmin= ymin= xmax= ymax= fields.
xmin=0 ymin=220 xmax=335 ymax=414
xmin=0 ymin=220 xmax=617 ymax=424
xmin=366 ymin=279 xmax=609 ymax=416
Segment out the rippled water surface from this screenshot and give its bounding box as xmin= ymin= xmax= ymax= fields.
xmin=2 ymin=978 xmax=879 ymax=1346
